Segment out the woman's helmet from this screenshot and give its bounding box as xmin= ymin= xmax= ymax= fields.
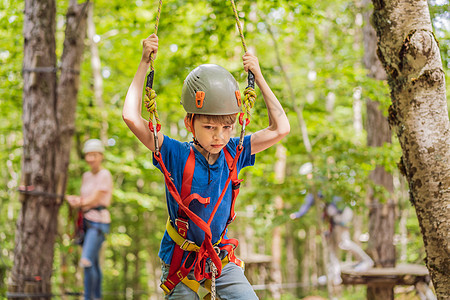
xmin=181 ymin=64 xmax=242 ymax=115
xmin=83 ymin=139 xmax=105 ymax=154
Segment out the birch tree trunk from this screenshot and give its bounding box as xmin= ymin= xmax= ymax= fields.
xmin=8 ymin=0 xmax=87 ymax=298
xmin=371 ymin=0 xmax=450 ymax=298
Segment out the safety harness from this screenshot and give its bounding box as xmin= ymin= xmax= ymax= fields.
xmin=143 ymin=0 xmax=256 ymax=297
xmin=74 ymin=206 xmax=106 ymax=246
xmin=157 ymin=146 xmax=245 ymax=295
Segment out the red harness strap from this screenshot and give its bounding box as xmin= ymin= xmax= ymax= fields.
xmin=224 ymin=148 xmax=243 ymax=225
xmin=157 ymin=145 xmax=243 ymax=294
xmin=164 ymin=148 xmax=207 ymax=292
xmin=76 ymin=209 xmax=84 ymax=231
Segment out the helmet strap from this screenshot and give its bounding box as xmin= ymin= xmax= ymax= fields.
xmin=190 ymin=114 xmax=201 ymax=148
xmin=193 ymin=137 xmax=202 ymax=148
xmin=190 ymin=113 xmax=196 ymax=138
xmin=190 ymin=113 xmax=206 ymax=151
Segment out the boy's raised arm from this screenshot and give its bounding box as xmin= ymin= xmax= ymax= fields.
xmin=123 ymin=34 xmax=164 ymax=152
xmin=243 ymin=52 xmax=290 ymax=155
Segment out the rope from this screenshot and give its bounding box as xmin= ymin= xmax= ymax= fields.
xmin=145 ymin=0 xmax=163 ymax=153
xmin=243 ymin=86 xmax=256 ymax=121
xmin=210 ymin=261 xmax=218 ymax=300
xmin=6 ymin=292 xmax=54 ymax=298
xmin=230 ymin=0 xmax=248 ymax=52
xmin=22 ymin=67 xmax=80 ymax=74
xmin=17 ymin=185 xmax=65 ymax=199
xmin=150 ymin=0 xmax=163 ymax=71
xmin=230 ymin=0 xmax=256 ymax=136
xmin=144 ymin=86 xmax=161 ymax=132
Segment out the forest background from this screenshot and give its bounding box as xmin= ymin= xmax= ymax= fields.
xmin=0 ymin=0 xmax=449 ymax=299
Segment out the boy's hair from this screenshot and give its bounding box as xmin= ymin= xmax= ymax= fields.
xmin=186 ymin=113 xmax=237 ymax=125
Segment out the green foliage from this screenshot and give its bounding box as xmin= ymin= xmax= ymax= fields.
xmin=1 ymin=0 xmax=447 ymax=297
xmin=0 ymin=0 xmax=24 ymax=295
xmin=429 ymin=0 xmax=450 ymax=112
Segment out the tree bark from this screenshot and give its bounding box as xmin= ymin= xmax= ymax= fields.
xmin=371 ymin=0 xmax=450 ymax=298
xmin=8 ymin=1 xmax=87 ymax=298
xmin=366 ymin=101 xmax=396 ymax=299
xmin=87 ymin=2 xmax=108 ymax=142
xmin=56 ymin=1 xmax=89 ymax=198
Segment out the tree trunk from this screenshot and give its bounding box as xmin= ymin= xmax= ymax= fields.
xmin=366 ymin=101 xmax=396 ymax=300
xmin=309 ymin=226 xmax=318 ymax=287
xmin=8 ymin=1 xmax=87 ymax=298
xmin=363 ymin=2 xmax=396 ymax=299
xmin=371 ymin=0 xmax=450 ymax=298
xmin=56 ymin=0 xmax=88 ymax=195
xmin=87 ymin=2 xmax=108 ymax=142
xmin=270 ymin=144 xmax=286 ymax=299
xmin=285 ymin=222 xmax=296 ymax=288
xmin=397 ymin=175 xmax=409 ymax=263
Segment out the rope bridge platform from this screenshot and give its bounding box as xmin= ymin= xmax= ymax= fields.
xmin=340 ymin=263 xmax=430 ymax=286
xmin=340 ymin=263 xmax=436 ymax=299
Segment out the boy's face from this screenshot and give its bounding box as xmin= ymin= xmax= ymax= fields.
xmin=185 ymin=115 xmax=235 ymax=155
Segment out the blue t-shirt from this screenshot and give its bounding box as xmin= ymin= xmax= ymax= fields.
xmin=153 ymin=135 xmax=255 ymax=264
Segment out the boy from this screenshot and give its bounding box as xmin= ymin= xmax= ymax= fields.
xmin=123 ymin=34 xmax=290 ymax=299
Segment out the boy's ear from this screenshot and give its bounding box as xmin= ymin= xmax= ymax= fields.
xmin=184 ymin=116 xmax=193 ymax=132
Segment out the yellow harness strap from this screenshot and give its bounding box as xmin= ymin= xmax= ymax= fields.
xmin=166 ymin=218 xmax=200 ymax=252
xmin=165 ymin=218 xmax=234 ymax=296
xmin=166 ymin=218 xmax=226 ymax=251
xmin=182 ymin=277 xmax=201 ymax=293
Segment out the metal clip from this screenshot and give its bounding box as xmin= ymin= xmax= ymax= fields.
xmin=180 ymin=239 xmax=197 ymax=251
xmin=175 ymin=218 xmax=189 ymax=229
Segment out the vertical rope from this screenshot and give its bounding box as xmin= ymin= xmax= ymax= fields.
xmin=145 ymin=0 xmax=163 ymax=154
xmin=230 ymin=0 xmax=256 ymax=136
xmin=230 ymin=0 xmax=248 ymax=52
xmin=210 ymin=262 xmax=217 ymax=300
xmin=150 ymin=0 xmax=163 ymax=71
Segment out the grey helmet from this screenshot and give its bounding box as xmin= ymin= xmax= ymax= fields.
xmin=181 ymin=64 xmax=242 ymax=115
xmin=83 ymin=139 xmax=105 ymax=154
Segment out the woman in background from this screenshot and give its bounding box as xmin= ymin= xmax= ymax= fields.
xmin=67 ymin=139 xmax=113 ymax=300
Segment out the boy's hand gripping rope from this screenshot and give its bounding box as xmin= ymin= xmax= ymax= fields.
xmin=145 ymin=0 xmax=163 ymax=154
xmin=230 ymin=0 xmax=256 ymax=147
